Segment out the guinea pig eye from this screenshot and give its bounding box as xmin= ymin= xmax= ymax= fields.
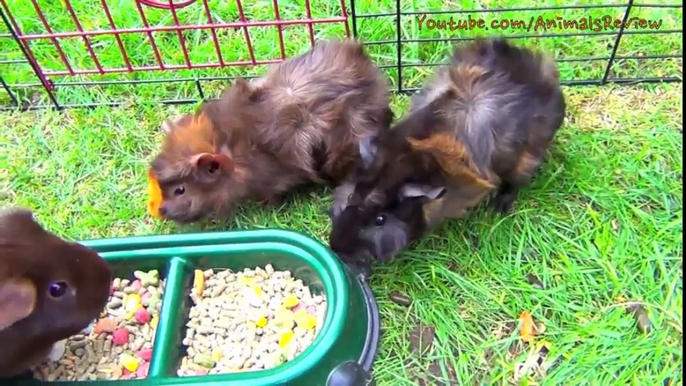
xmin=374 ymin=214 xmax=386 ymax=226
xmin=174 ymin=186 xmax=185 ymax=196
xmin=48 ymin=281 xmax=68 ymax=298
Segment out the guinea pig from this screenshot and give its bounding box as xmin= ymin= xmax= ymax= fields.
xmin=0 ymin=207 xmax=112 ymax=377
xmin=148 ymin=38 xmax=393 ymax=224
xmin=328 ymin=37 xmax=566 ymax=267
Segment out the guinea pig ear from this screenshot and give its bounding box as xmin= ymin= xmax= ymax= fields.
xmin=359 ymin=135 xmax=379 ymax=169
xmin=0 ymin=277 xmax=37 ymax=331
xmin=160 ymin=115 xmax=189 ymax=134
xmin=399 ymin=183 xmax=447 ymax=202
xmin=190 ymin=152 xmax=234 ymax=183
xmin=228 ymin=77 xmax=262 ymax=103
xmin=0 ymin=207 xmax=46 ymax=242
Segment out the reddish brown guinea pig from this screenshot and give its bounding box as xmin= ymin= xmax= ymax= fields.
xmin=148 ymin=38 xmax=393 ymax=224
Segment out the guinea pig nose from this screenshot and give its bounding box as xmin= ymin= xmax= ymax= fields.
xmin=158 ymin=205 xmax=167 ymax=217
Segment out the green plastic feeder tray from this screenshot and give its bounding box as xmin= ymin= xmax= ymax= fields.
xmin=11 ymin=229 xmax=380 ymax=386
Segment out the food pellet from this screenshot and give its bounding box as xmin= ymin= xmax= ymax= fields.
xmin=32 ymin=270 xmax=166 ymax=381
xmin=177 ymin=264 xmax=328 ymax=376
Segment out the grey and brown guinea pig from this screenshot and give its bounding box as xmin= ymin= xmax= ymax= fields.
xmin=329 ymin=177 xmax=446 ymax=269
xmin=0 ymin=207 xmax=112 ymax=377
xmin=328 ymin=38 xmax=566 ymax=266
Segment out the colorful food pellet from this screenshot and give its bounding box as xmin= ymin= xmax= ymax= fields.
xmin=137 ymin=349 xmax=153 ymax=361
xmin=178 ymin=265 xmax=327 ymax=376
xmin=278 ymin=331 xmax=295 ymax=348
xmin=136 ymin=362 xmax=150 ymax=378
xmin=125 ymin=293 xmax=142 ymax=312
xmin=120 ymin=353 xmax=140 ymax=372
xmin=32 ymin=270 xmax=166 ymax=381
xmin=112 ymin=328 xmax=130 ymax=346
xmin=193 ymin=269 xmax=205 ymax=297
xmin=211 ymin=348 xmax=223 ymax=362
xmin=134 ymin=308 xmax=151 ymax=324
xmin=283 ymin=294 xmax=300 ymax=308
xmin=93 ymin=317 xmax=117 ymax=334
xmin=293 ymin=309 xmax=317 ymax=330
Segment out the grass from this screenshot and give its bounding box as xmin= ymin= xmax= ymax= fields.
xmin=0 ymin=0 xmax=683 ymax=385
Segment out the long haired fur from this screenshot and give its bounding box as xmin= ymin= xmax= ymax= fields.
xmin=149 ymin=38 xmax=393 ymax=223
xmin=328 ymin=37 xmax=566 ymax=266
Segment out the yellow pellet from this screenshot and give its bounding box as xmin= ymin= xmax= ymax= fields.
xmin=238 ymin=276 xmax=254 ymax=285
xmin=193 ymin=270 xmax=205 ymax=297
xmin=293 ymin=309 xmax=317 ymax=330
xmin=119 ymin=353 xmax=139 ymax=372
xmin=252 ymin=286 xmax=263 ymax=299
xmin=211 ymin=348 xmax=223 ymax=362
xmin=125 ymin=294 xmax=141 ymax=313
xmin=150 ymin=316 xmax=159 ymax=329
xmin=282 ymin=294 xmax=300 ymax=308
xmin=256 ymin=316 xmax=268 ymax=328
xmin=278 ymin=331 xmax=295 ymax=349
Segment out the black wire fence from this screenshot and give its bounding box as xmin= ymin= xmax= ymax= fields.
xmin=0 ymin=0 xmax=682 ymax=111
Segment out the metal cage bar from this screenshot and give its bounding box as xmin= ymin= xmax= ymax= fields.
xmin=0 ymin=1 xmax=681 ymax=111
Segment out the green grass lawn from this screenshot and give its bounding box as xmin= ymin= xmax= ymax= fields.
xmin=1 ymin=0 xmax=683 ymax=385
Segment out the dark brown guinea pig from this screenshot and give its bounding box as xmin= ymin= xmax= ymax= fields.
xmin=0 ymin=207 xmax=112 ymax=377
xmin=149 ymin=38 xmax=393 ymax=224
xmin=328 ymin=37 xmax=566 ymax=268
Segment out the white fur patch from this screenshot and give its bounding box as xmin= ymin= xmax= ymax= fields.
xmin=47 ymin=339 xmax=67 ymax=362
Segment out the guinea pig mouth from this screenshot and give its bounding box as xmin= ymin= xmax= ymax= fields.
xmin=165 ymin=211 xmax=204 ymax=224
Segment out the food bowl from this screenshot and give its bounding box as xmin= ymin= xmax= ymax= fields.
xmin=7 ymin=229 xmax=380 ymax=386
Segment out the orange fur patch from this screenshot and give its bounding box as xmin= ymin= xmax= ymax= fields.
xmin=166 ymin=113 xmax=216 ymax=154
xmin=447 ymin=64 xmax=488 ymax=101
xmin=147 ymin=170 xmax=163 ymax=219
xmin=515 ymin=151 xmax=541 ymax=177
xmin=408 ymin=133 xmax=494 ymax=189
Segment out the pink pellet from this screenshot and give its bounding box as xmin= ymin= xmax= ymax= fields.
xmin=137 ymin=348 xmax=153 ymax=361
xmin=292 ymin=303 xmax=305 ymax=313
xmin=307 ymin=306 xmax=317 ymax=315
xmin=134 ymin=308 xmax=151 ymax=324
xmin=112 ymin=328 xmax=129 ymax=346
xmin=131 ymin=280 xmax=142 ymax=291
xmin=141 ymin=292 xmax=152 ymax=306
xmin=136 ymin=362 xmax=150 ymax=378
xmin=195 ymin=369 xmax=208 ymax=376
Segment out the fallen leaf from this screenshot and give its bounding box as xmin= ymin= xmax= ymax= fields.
xmin=535 ymin=321 xmax=547 ymax=335
xmin=627 ymin=304 xmax=652 ymax=334
xmin=409 ymin=323 xmax=435 ymax=356
xmin=514 ymin=340 xmax=552 ymax=382
xmin=525 ymin=273 xmax=544 ymax=289
xmin=388 ymin=291 xmax=413 ymax=307
xmin=519 ymin=311 xmax=536 ymax=343
xmin=611 ymin=219 xmax=619 ymax=232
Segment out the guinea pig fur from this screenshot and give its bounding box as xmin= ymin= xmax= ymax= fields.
xmin=0 ymin=207 xmax=112 ymax=377
xmin=328 ymin=37 xmax=566 ymax=265
xmin=149 ymin=38 xmax=393 ymax=224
